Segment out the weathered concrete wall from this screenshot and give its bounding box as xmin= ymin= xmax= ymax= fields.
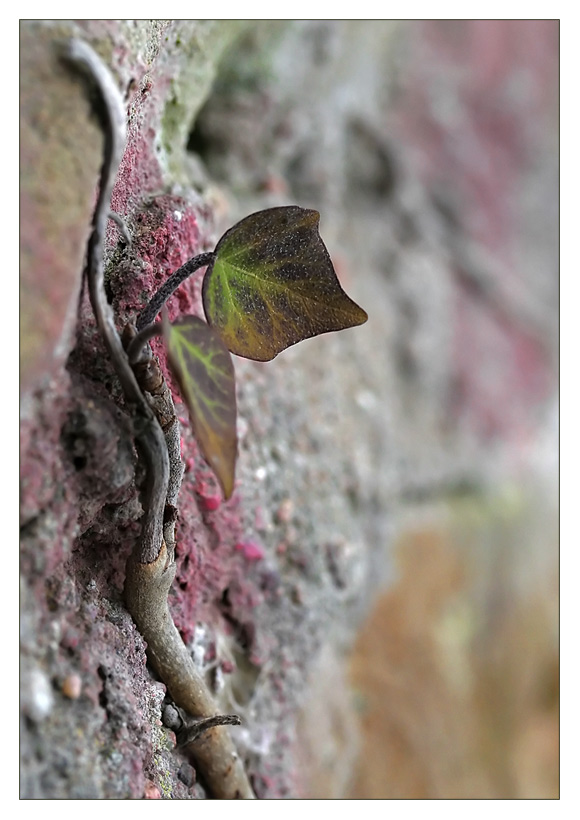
xmin=20 ymin=20 xmax=558 ymax=799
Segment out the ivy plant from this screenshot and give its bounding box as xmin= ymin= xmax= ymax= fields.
xmin=66 ymin=34 xmax=367 ymax=800
xmin=128 ymin=205 xmax=368 ymax=500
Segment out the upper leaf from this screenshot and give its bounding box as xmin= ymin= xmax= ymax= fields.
xmin=162 ymin=315 xmax=237 ymax=500
xmin=202 ymin=206 xmax=368 ymax=361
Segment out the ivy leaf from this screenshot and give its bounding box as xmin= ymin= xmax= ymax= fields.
xmin=162 ymin=315 xmax=237 ymax=500
xmin=202 ymin=206 xmax=368 ymax=361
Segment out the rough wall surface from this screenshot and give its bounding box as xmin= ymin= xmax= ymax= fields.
xmin=20 ymin=20 xmax=558 ymax=799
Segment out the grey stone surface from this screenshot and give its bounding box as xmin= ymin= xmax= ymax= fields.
xmin=20 ymin=20 xmax=558 ymax=798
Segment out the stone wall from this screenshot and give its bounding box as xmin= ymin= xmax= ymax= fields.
xmin=20 ymin=20 xmax=558 ymax=799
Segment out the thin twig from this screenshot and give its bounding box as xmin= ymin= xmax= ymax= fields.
xmin=178 ymin=714 xmax=242 ymax=746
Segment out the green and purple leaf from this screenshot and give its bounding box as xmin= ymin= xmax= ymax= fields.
xmin=162 ymin=315 xmax=237 ymax=500
xmin=202 ymin=206 xmax=368 ymax=361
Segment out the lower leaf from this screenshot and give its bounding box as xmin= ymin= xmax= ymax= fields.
xmin=162 ymin=315 xmax=237 ymax=499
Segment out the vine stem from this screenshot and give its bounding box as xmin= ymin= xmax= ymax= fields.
xmin=64 ymin=38 xmax=255 ymax=800
xmin=136 ymin=252 xmax=215 ymax=332
xmin=64 ymin=38 xmax=168 ymax=565
xmin=126 ymin=321 xmax=163 ymax=365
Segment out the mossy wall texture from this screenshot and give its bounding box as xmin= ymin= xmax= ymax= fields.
xmin=20 ymin=20 xmax=558 ymax=799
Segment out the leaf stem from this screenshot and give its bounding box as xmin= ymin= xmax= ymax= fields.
xmin=136 ymin=252 xmax=215 ymax=332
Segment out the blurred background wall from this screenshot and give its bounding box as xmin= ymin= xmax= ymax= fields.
xmin=21 ymin=20 xmax=558 ymax=799
xmin=180 ymin=19 xmax=559 ymax=799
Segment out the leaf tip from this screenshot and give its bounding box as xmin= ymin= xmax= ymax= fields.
xmin=304 ymin=207 xmax=321 ymax=226
xmin=355 ymin=305 xmax=369 ymax=325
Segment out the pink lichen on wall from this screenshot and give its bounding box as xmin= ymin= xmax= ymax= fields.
xmin=391 ymin=20 xmax=558 ymax=441
xmin=393 ymin=20 xmax=557 ymax=260
xmin=168 ymin=436 xmax=262 ymax=645
xmin=110 ymin=131 xmax=163 ymax=220
xmin=109 ymin=65 xmax=165 ymax=219
xmin=235 ymin=541 xmax=265 ymax=561
xmin=451 ymin=281 xmax=552 ymax=440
